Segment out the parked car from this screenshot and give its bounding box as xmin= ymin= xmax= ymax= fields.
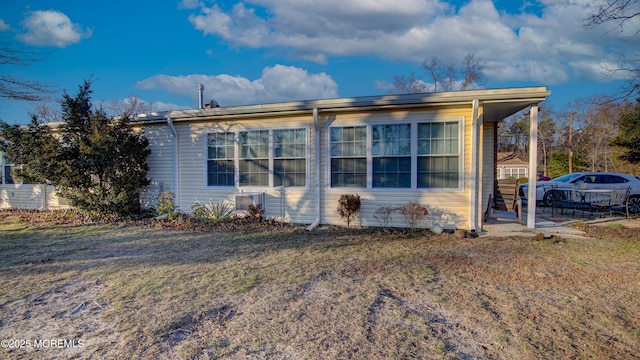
xmin=518 ymin=172 xmax=640 ymax=213
xmin=537 ymin=174 xmax=551 ymax=181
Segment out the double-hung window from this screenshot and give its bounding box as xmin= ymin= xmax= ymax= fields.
xmin=372 ymin=124 xmax=411 ymax=188
xmin=330 ymin=126 xmax=367 ymax=187
xmin=207 ymin=132 xmax=235 ymax=186
xmin=274 ymin=129 xmax=306 ymax=187
xmin=330 ymin=120 xmax=460 ymax=190
xmin=207 ymin=128 xmax=307 ymax=188
xmin=0 ymin=152 xmax=13 ymax=185
xmin=239 ymin=130 xmax=269 ymax=186
xmin=417 ymin=122 xmax=459 ymax=188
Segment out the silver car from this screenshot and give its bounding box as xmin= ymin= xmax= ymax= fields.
xmin=519 ymin=172 xmax=640 ymax=213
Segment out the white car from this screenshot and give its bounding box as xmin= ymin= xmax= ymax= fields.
xmin=519 ymin=172 xmax=640 ymax=213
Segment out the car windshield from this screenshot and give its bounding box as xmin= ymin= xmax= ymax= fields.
xmin=552 ymin=173 xmax=584 ymax=182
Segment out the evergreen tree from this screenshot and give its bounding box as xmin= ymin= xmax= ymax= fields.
xmin=611 ymin=100 xmax=640 ymax=164
xmin=0 ymin=80 xmax=151 ymax=215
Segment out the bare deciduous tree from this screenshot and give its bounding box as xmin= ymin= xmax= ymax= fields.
xmin=586 ymin=1 xmax=640 ymax=99
xmin=101 ymin=96 xmax=152 ymax=117
xmin=392 ymin=53 xmax=483 ymax=94
xmin=0 ymin=41 xmax=55 ymax=103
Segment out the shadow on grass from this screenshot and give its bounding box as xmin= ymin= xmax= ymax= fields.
xmin=0 ymin=221 xmax=416 ymax=276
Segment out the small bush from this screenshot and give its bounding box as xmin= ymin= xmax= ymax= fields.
xmin=247 ymin=204 xmax=264 ymax=226
xmin=337 ymin=194 xmax=361 ymax=228
xmin=373 ymin=205 xmax=394 ymax=229
xmin=398 ymin=202 xmax=428 ymax=231
xmin=156 ymin=192 xmax=177 ymax=219
xmin=191 ymin=201 xmax=234 ymax=223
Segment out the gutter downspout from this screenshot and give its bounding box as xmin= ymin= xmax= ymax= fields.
xmin=469 ymin=99 xmax=480 ymax=233
xmin=167 ymin=116 xmax=179 ymax=209
xmin=306 ymin=107 xmax=321 ymax=231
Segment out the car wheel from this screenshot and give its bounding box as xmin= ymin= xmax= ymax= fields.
xmin=627 ymin=195 xmax=640 ymax=214
xmin=543 ymin=190 xmax=565 ymax=207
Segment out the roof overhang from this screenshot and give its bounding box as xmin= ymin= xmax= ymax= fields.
xmin=131 ymin=86 xmax=551 ymax=124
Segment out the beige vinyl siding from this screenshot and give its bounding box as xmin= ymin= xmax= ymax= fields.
xmin=319 ymin=106 xmax=473 ymax=229
xmin=174 ymin=115 xmax=319 ymax=224
xmin=139 ymin=103 xmax=479 ymax=229
xmin=139 ymin=124 xmax=175 ymax=208
xmin=480 ymin=119 xmax=495 ymax=229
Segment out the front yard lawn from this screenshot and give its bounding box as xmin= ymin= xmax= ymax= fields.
xmin=1 ymin=212 xmax=639 ymax=359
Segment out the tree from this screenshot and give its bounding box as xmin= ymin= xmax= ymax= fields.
xmin=611 ymin=99 xmax=640 ymax=163
xmin=586 ymin=1 xmax=640 ymax=99
xmin=538 ymin=117 xmax=557 ymax=176
xmin=580 ymin=97 xmax=621 ymax=171
xmin=392 ymin=53 xmax=483 ymax=94
xmin=102 ymin=96 xmax=152 ymax=117
xmin=0 ymin=41 xmax=54 ymax=103
xmin=0 ymin=80 xmax=151 ymax=215
xmin=0 ymin=116 xmax=59 ymax=183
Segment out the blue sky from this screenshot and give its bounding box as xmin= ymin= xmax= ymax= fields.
xmin=1 ymin=0 xmax=638 ymax=123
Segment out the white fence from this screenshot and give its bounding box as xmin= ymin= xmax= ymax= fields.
xmin=0 ymin=182 xmax=163 ymax=211
xmin=0 ymin=184 xmax=70 ymax=210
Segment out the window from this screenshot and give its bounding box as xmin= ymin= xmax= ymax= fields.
xmin=601 ymin=175 xmax=627 ymax=184
xmin=417 ymin=122 xmax=459 ymax=189
xmin=1 ymin=152 xmax=14 ymax=185
xmin=239 ymin=130 xmax=269 ymax=186
xmin=372 ymin=124 xmax=411 ymax=188
xmin=274 ymin=129 xmax=306 ymax=187
xmin=207 ymin=132 xmax=235 ymax=186
xmin=330 ymin=126 xmax=366 ymax=187
xmin=329 ymin=120 xmax=461 ymax=190
xmin=206 ymin=128 xmax=307 ymax=188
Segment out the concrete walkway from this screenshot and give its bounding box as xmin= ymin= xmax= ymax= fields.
xmin=481 ymin=206 xmax=639 ymax=238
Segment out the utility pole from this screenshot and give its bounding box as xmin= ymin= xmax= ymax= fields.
xmin=567 ymin=112 xmax=576 ymax=173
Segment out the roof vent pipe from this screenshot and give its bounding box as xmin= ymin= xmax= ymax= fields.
xmin=197 ymin=83 xmax=204 ymax=109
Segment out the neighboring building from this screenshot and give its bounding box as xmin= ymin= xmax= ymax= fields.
xmin=130 ymin=87 xmax=550 ymax=231
xmin=497 ymin=152 xmax=528 ymax=180
xmin=1 ymin=151 xmax=13 ymax=185
xmin=0 ymin=151 xmax=67 ymax=210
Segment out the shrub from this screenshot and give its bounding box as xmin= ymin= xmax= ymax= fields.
xmin=247 ymin=204 xmax=264 ymax=226
xmin=398 ymin=202 xmax=428 ymax=231
xmin=337 ymin=194 xmax=361 ymax=228
xmin=373 ymin=204 xmax=394 ymax=229
xmin=191 ymin=201 xmax=234 ymax=223
xmin=156 ymin=192 xmax=177 ymax=219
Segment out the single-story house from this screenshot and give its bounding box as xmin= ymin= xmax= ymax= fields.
xmin=130 ymin=87 xmax=550 ymax=231
xmin=497 ymin=152 xmax=529 ymax=180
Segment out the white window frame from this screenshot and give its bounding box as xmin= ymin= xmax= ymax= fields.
xmin=327 ymin=118 xmax=464 ymax=191
xmin=206 ymin=132 xmax=237 ymax=187
xmin=0 ymin=152 xmax=14 ymax=185
xmin=205 ymin=126 xmax=310 ymax=189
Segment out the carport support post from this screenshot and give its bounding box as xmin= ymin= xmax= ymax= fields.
xmin=527 ymin=105 xmax=539 ymax=229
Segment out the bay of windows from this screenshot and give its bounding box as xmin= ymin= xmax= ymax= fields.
xmin=207 ymin=128 xmax=307 ymax=187
xmin=330 ymin=121 xmax=460 ymax=189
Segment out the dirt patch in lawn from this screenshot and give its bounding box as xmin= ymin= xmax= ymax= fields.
xmin=0 ymin=211 xmax=639 ymax=359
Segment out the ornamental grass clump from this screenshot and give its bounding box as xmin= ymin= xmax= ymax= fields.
xmin=191 ymin=201 xmax=234 ymax=223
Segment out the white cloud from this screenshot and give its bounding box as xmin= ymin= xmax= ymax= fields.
xmin=184 ymin=0 xmax=640 ymax=85
xmin=178 ymin=0 xmax=202 ymax=10
xmin=0 ymin=19 xmax=11 ymax=31
xmin=135 ymin=65 xmax=338 ymax=106
xmin=17 ymin=10 xmax=91 ymax=48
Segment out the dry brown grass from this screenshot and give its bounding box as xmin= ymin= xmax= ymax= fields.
xmin=0 ymin=211 xmax=639 ymax=359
